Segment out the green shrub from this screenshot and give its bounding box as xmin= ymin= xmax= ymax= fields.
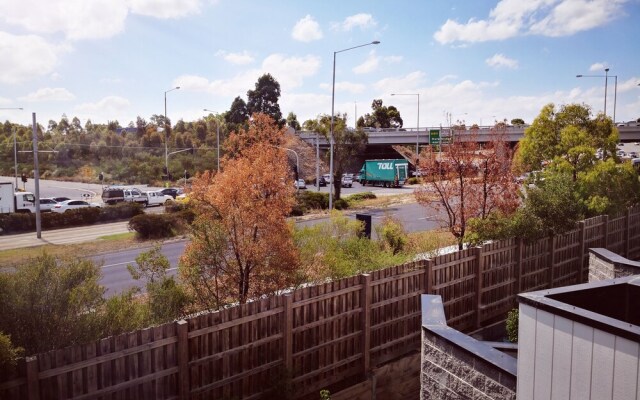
xmin=347 ymin=191 xmax=376 ymax=202
xmin=290 ymin=204 xmax=305 ymax=216
xmin=334 ymin=198 xmax=349 ymax=210
xmin=164 ymin=201 xmax=196 ymax=224
xmin=296 ymin=191 xmax=329 ymax=211
xmin=0 ymin=332 xmax=23 ymax=378
xmin=0 ymin=253 xmax=105 ymax=355
xmin=100 ymin=289 xmax=150 ymax=337
xmin=376 ymin=216 xmax=408 ymax=255
xmin=406 ymin=177 xmax=420 ymax=185
xmin=506 ymin=308 xmax=519 ymax=343
xmin=0 ymin=213 xmax=33 ymax=234
xmin=98 ymin=202 xmax=144 ymax=221
xmin=128 ymin=214 xmax=179 ymax=239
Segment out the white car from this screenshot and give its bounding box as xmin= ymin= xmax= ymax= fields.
xmin=51 ymin=200 xmax=101 ymax=213
xmin=294 ymin=179 xmax=307 ymax=189
xmin=145 ymin=190 xmax=174 ymax=206
xmin=38 ymin=198 xmax=59 ymax=212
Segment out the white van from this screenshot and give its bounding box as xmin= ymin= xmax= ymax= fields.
xmin=145 ymin=190 xmax=174 ymax=206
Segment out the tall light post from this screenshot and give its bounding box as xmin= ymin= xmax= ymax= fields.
xmin=391 ymin=93 xmax=420 ymax=156
xmin=164 ymin=86 xmax=180 ymax=177
xmin=330 ymin=40 xmax=380 ymax=209
xmin=577 ymin=69 xmax=618 ymax=122
xmin=203 ymin=109 xmax=221 ymax=172
xmin=0 ymin=107 xmax=23 ymax=187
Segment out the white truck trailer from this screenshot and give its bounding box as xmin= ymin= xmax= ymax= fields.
xmin=0 ymin=182 xmax=37 ymax=213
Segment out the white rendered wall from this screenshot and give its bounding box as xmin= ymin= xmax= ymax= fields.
xmin=517 ymin=304 xmax=640 ymax=400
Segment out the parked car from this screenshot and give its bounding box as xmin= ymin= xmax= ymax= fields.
xmin=315 ymin=176 xmax=327 ymax=187
xmin=123 ymin=188 xmax=148 ymax=206
xmin=51 ymin=200 xmax=101 ymax=213
xmin=52 ymin=196 xmax=70 ymax=203
xmin=341 ymin=176 xmax=353 ymax=188
xmin=322 ymin=173 xmax=332 ymax=183
xmin=160 ymin=187 xmax=184 ymax=199
xmin=145 ymin=190 xmax=174 ymax=206
xmin=294 ymin=179 xmax=307 ymax=189
xmin=38 ymin=198 xmax=58 ymax=212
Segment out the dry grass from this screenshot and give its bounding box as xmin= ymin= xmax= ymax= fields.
xmin=0 ymin=232 xmax=148 ymax=268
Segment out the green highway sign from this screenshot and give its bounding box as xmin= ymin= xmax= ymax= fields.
xmin=429 ymin=129 xmax=440 ymax=145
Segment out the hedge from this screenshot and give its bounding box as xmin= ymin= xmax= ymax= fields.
xmin=0 ymin=203 xmax=144 ymax=235
xmin=128 ymin=214 xmax=181 ymax=239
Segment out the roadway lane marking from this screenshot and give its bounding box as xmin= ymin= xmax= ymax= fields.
xmin=102 ymin=261 xmax=135 ymax=268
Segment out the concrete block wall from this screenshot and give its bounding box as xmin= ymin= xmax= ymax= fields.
xmin=588 ymin=248 xmax=640 ymax=282
xmin=420 ymin=295 xmax=517 ymax=400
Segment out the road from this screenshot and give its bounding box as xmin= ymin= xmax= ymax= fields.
xmin=95 ymin=241 xmax=186 ymax=296
xmin=94 ymin=201 xmax=443 ymax=296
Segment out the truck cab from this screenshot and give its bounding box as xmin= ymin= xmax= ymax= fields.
xmin=14 ymin=192 xmax=36 ymax=212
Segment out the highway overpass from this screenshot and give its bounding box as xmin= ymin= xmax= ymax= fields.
xmin=299 ymin=122 xmax=640 ymax=149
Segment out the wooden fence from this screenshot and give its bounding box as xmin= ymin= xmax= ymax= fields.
xmin=2 ymin=206 xmax=639 ymax=399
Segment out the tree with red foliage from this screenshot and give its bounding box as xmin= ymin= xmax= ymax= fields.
xmin=414 ymin=127 xmax=519 ymax=250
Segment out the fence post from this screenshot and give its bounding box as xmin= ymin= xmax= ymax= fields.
xmin=283 ymin=295 xmax=293 ymax=372
xmin=25 ymin=356 xmax=39 ymax=400
xmin=602 ymin=215 xmax=609 ymax=249
xmin=515 ymin=238 xmax=524 ymax=294
xmin=360 ymin=274 xmax=372 ymax=376
xmin=474 ymin=246 xmax=484 ymax=330
xmin=624 ymin=208 xmax=631 ymax=258
xmin=176 ymin=320 xmax=189 ymax=400
xmin=547 ymin=236 xmax=556 ymax=288
xmin=425 ymin=259 xmax=434 ymax=294
xmin=578 ymin=221 xmax=587 ymax=283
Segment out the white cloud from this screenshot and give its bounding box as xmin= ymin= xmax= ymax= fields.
xmin=261 ymin=54 xmax=321 ymax=89
xmin=615 ymin=77 xmax=640 ymax=93
xmin=174 ymin=72 xmax=255 ymax=97
xmin=384 ymin=55 xmax=403 ymax=63
xmin=485 ymin=53 xmax=519 ymax=69
xmin=0 ymin=97 xmax=12 ymax=106
xmin=0 ymin=0 xmax=129 ymax=40
xmin=291 ymin=15 xmax=323 ymax=42
xmin=434 ymin=0 xmax=627 ymax=44
xmin=334 ymin=13 xmax=377 ymax=31
xmin=319 ymin=81 xmax=366 ymax=94
xmin=175 ymin=54 xmax=321 ymax=96
xmin=0 ymin=32 xmax=63 ymax=84
xmin=0 ymin=0 xmax=204 ymax=41
xmin=435 ymin=74 xmax=458 ymax=84
xmin=215 ymin=50 xmax=255 ymax=65
xmin=75 ymin=96 xmax=131 ymax=118
xmin=280 ymin=93 xmax=331 ymax=122
xmin=529 ymin=0 xmax=625 ymax=37
xmin=19 ymin=88 xmax=75 ymax=102
xmin=353 ymin=51 xmax=379 ymax=74
xmin=373 ymin=71 xmax=426 ymax=93
xmin=128 ymin=0 xmax=202 ymax=19
xmin=589 ymin=62 xmax=608 ymax=72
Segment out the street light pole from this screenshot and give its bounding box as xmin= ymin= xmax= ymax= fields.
xmin=164 ymin=86 xmax=180 ymax=177
xmin=330 ymin=40 xmax=380 ymax=210
xmin=391 ymin=93 xmax=420 ymax=156
xmin=203 ymin=109 xmax=221 ymax=172
xmin=576 ymin=69 xmax=617 ymax=122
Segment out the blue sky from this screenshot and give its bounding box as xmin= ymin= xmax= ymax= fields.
xmin=1 ymin=0 xmax=639 ymax=129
